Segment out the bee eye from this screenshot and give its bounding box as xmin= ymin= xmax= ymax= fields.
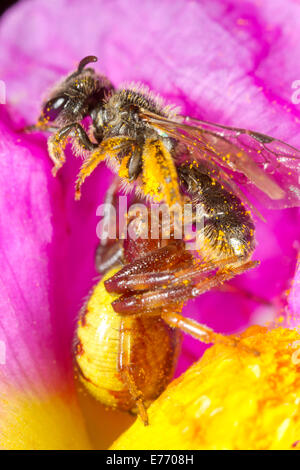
xmin=42 ymin=95 xmax=68 ymax=121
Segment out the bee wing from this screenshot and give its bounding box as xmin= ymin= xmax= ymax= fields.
xmin=140 ymin=110 xmax=300 ymax=211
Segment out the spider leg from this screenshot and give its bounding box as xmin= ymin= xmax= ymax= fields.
xmin=48 ymin=123 xmax=97 ymax=176
xmin=160 ymin=310 xmax=259 ymax=356
xmin=219 ymin=283 xmax=272 ymax=306
xmin=111 ymin=259 xmax=258 ymax=313
xmin=95 ymin=177 xmax=124 ymax=274
xmin=105 ymin=252 xmax=243 ymax=294
xmin=95 ymin=242 xmax=124 ymax=275
xmin=114 ymin=258 xmax=259 ymax=356
xmin=104 ymin=241 xmax=194 ymax=293
xmin=118 ymin=317 xmax=149 ymax=425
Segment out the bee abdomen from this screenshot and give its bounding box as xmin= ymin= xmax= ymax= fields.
xmin=179 ymin=166 xmax=255 ymax=259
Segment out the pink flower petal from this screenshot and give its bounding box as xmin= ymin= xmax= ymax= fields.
xmin=0 ymin=106 xmax=91 ymax=448
xmin=284 ymin=256 xmax=300 ymax=330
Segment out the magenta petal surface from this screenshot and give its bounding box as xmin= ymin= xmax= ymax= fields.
xmin=286 ymin=258 xmax=300 ymax=330
xmin=0 ymin=0 xmax=299 ymax=381
xmin=0 ymin=105 xmax=92 ymax=449
xmin=0 ymin=105 xmax=71 ymax=389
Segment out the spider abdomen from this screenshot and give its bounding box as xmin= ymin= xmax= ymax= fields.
xmin=74 ymin=268 xmax=181 ymax=413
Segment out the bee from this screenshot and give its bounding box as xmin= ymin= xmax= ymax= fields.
xmin=30 ymin=56 xmax=300 ymax=423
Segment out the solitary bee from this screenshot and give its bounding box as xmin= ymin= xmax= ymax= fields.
xmin=30 ymin=56 xmax=300 ymax=423
xmin=31 ymin=55 xmax=300 ymax=295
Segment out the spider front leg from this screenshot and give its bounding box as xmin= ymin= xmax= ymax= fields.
xmin=104 ymin=241 xmax=194 ymax=293
xmin=118 ymin=316 xmax=149 ymax=426
xmin=106 ymin=250 xmax=259 ymax=355
xmin=48 ymin=123 xmax=98 ymax=176
xmin=160 ymin=310 xmax=259 ymax=356
xmin=95 ymin=177 xmax=124 ymax=274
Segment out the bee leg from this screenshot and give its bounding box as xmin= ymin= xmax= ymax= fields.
xmin=48 ymin=123 xmax=97 ymax=176
xmin=75 ymin=136 xmax=135 ymax=200
xmin=127 ymin=145 xmax=143 ymax=181
xmin=118 ymin=317 xmax=149 ymax=426
xmin=23 ymin=123 xmax=59 ymax=133
xmin=111 ymin=259 xmax=258 ymax=313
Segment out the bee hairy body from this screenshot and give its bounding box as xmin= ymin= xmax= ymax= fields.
xmin=178 ymin=164 xmax=256 ymax=260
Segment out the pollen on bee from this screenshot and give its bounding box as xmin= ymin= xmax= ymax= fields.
xmin=118 ymin=155 xmax=131 ymax=179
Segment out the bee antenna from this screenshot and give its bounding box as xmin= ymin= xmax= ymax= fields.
xmin=77 ymin=56 xmax=98 ymax=73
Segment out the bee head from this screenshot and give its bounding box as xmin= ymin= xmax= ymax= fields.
xmin=38 ymin=56 xmax=114 ymax=127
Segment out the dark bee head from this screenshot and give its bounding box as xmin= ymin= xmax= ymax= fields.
xmin=38 ymin=56 xmax=114 ymax=127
